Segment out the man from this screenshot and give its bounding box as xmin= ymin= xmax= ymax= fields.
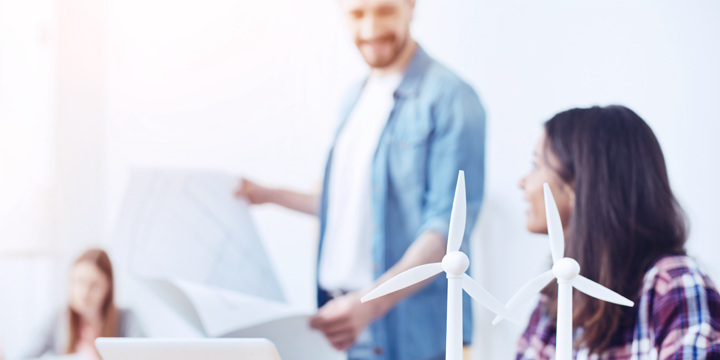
xmin=236 ymin=0 xmax=485 ymax=359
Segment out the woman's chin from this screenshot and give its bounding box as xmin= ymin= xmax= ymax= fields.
xmin=525 ymin=220 xmax=546 ymax=234
xmin=524 ymin=212 xmax=536 ymax=231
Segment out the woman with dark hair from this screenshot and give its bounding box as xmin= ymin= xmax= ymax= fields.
xmin=516 ymin=106 xmax=720 ymax=359
xmin=16 ymin=249 xmax=143 ymax=360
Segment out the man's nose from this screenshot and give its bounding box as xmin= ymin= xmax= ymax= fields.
xmin=359 ymin=15 xmax=381 ymax=41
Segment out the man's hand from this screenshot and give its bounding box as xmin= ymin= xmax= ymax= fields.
xmin=235 ymin=178 xmax=272 ymax=204
xmin=309 ymin=292 xmax=379 ymax=351
xmin=308 ymin=231 xmax=446 ymax=350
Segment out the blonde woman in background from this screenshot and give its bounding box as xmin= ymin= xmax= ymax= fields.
xmin=12 ymin=249 xmax=143 ymax=360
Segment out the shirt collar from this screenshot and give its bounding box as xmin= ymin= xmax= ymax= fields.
xmin=394 ymin=44 xmax=431 ymax=99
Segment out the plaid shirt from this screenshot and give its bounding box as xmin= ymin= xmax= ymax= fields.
xmin=516 ymin=256 xmax=720 ymax=360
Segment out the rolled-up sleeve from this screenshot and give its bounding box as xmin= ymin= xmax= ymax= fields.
xmin=417 ymin=82 xmax=486 ymax=243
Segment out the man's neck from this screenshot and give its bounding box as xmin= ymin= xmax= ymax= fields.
xmin=370 ymin=38 xmax=417 ymax=78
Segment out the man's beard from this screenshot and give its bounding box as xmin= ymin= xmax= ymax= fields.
xmin=356 ymin=33 xmax=408 ymax=69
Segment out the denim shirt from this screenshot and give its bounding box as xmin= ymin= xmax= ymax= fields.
xmin=317 ymin=46 xmax=486 ymax=360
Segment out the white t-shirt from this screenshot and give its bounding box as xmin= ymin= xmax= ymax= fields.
xmin=318 ymin=74 xmax=402 ymax=292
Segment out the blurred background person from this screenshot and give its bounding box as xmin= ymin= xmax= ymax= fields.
xmin=515 ymin=106 xmax=720 ymax=359
xmin=235 ymin=0 xmax=486 ymax=358
xmin=12 ymin=249 xmax=143 ymax=360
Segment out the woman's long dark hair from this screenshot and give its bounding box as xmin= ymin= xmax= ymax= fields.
xmin=541 ymin=105 xmax=687 ymax=354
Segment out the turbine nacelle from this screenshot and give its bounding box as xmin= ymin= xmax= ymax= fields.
xmin=442 ymin=251 xmax=470 ymax=276
xmin=552 ymin=258 xmax=580 ymax=282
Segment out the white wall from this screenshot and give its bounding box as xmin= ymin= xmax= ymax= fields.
xmin=0 ymin=0 xmax=55 ymax=250
xmin=103 ymin=0 xmax=720 ymax=359
xmin=0 ymin=0 xmax=60 ymax=356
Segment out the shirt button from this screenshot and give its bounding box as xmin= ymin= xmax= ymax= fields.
xmin=373 ymin=346 xmax=384 ymax=355
xmin=399 ymin=140 xmax=408 ymax=149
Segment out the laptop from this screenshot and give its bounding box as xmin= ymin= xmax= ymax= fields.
xmin=95 ymin=338 xmax=282 ymax=360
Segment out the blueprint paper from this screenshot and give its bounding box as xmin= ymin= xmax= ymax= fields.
xmin=166 ymin=278 xmax=310 ymax=337
xmin=114 ymin=168 xmax=303 ymax=335
xmin=224 ymin=315 xmax=345 ymax=360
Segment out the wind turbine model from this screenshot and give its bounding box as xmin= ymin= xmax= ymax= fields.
xmin=361 ymin=171 xmax=521 ymax=360
xmin=492 ymin=183 xmax=634 ymax=360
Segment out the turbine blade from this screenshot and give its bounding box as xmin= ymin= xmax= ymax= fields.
xmin=572 ymin=275 xmax=634 ymax=307
xmin=543 ymin=183 xmax=565 ymax=264
xmin=447 ymin=171 xmax=467 ymax=254
xmin=492 ymin=270 xmax=555 ymax=325
xmin=361 ymin=263 xmax=444 ymax=303
xmin=461 ymin=274 xmax=521 ymax=325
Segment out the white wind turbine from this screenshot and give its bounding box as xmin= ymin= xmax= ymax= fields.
xmin=492 ymin=183 xmax=634 ymax=360
xmin=361 ymin=171 xmax=521 ymax=360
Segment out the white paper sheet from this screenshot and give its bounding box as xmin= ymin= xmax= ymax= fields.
xmin=225 ymin=315 xmax=345 ymax=360
xmin=114 ymin=168 xmax=307 ymax=335
xmin=115 ymin=272 xmax=343 ymax=360
xmin=164 ymin=278 xmax=309 ymax=337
